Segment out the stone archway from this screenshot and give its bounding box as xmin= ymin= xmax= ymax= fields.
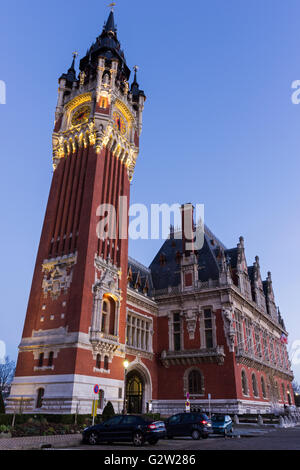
xmin=125 ymin=359 xmax=152 ymax=414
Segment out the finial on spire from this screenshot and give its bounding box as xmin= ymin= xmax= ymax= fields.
xmin=133 ymin=65 xmax=139 ymax=83
xmin=73 ymin=51 xmax=78 ymax=59
xmin=109 ymin=2 xmax=116 ymax=11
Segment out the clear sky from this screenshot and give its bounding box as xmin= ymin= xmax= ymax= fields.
xmin=0 ymin=0 xmax=300 ymax=383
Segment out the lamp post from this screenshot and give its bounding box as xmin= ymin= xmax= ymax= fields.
xmin=123 ymin=359 xmax=129 ymax=414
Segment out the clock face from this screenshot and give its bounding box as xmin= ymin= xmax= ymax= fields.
xmin=113 ymin=111 xmax=126 ymax=135
xmin=71 ymin=105 xmax=90 ymax=126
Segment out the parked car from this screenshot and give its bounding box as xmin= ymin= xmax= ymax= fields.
xmin=211 ymin=414 xmax=233 ymax=436
xmin=165 ymin=412 xmax=212 ymax=440
xmin=82 ymin=414 xmax=166 ymax=446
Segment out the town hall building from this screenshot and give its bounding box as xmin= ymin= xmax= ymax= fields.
xmin=7 ymin=9 xmax=294 ymax=416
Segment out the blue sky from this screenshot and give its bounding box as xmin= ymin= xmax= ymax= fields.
xmin=0 ymin=0 xmax=300 ymax=383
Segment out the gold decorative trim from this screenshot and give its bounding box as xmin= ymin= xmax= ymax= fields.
xmin=65 ymin=93 xmax=92 ymax=113
xmin=115 ymin=99 xmax=134 ymax=125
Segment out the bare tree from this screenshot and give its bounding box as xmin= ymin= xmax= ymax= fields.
xmin=0 ymin=357 xmax=16 ymax=393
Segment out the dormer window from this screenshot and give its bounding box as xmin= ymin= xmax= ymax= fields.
xmin=159 ymin=253 xmax=166 ymax=266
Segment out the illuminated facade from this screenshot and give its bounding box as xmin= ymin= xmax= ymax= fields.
xmin=7 ymin=10 xmax=294 ymax=415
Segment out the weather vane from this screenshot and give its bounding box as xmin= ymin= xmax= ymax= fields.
xmin=72 ymin=51 xmax=78 ymax=59
xmin=109 ymin=2 xmax=116 ymax=11
xmin=133 ymin=65 xmax=139 ymax=73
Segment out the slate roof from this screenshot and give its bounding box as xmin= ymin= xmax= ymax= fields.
xmin=149 ymin=225 xmax=227 ymax=291
xmin=128 ymin=256 xmax=154 ymax=297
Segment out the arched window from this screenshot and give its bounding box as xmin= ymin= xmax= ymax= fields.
xmin=188 ymin=369 xmax=203 ymax=395
xmin=96 ymin=354 xmax=101 ymax=370
xmin=241 ymin=370 xmax=248 ymax=396
xmin=104 ymin=356 xmax=109 ymax=371
xmin=48 ymin=351 xmax=54 ymax=367
xmin=261 ymin=376 xmax=266 ymax=398
xmin=101 ymin=300 xmax=108 ymax=333
xmin=36 ymin=388 xmax=44 ymax=409
xmin=38 ymin=352 xmax=44 ymax=368
xmin=98 ymin=389 xmax=105 ymax=409
xmin=101 ymin=297 xmax=116 ymax=335
xmin=252 ymin=373 xmax=259 ymax=397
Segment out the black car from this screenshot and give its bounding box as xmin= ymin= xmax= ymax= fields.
xmin=82 ymin=414 xmax=166 ymax=446
xmin=165 ymin=412 xmax=212 ymax=440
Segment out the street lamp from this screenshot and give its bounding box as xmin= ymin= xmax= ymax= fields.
xmin=123 ymin=359 xmax=129 ymax=414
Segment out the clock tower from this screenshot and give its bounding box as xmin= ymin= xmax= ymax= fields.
xmin=8 ymin=9 xmax=146 ymax=414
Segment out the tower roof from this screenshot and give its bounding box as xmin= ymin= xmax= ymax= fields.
xmin=79 ymin=8 xmax=130 ymax=80
xmin=104 ymin=10 xmax=117 ymax=34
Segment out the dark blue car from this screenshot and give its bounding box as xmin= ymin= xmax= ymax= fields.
xmin=211 ymin=414 xmax=233 ymax=436
xmin=82 ymin=414 xmax=166 ymax=446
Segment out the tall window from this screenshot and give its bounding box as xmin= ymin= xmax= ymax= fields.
xmin=263 ymin=332 xmax=269 ymax=361
xmin=104 ymin=356 xmax=109 ymax=371
xmin=204 ymin=309 xmax=213 ymax=348
xmin=101 ymin=297 xmax=116 ymax=335
xmin=126 ymin=313 xmax=152 ymax=352
xmin=101 ymin=300 xmax=108 ymax=333
xmin=245 ymin=318 xmax=254 ymax=354
xmin=48 ymin=351 xmax=54 ymax=367
xmin=235 ymin=311 xmax=244 ymax=350
xmin=252 ymin=373 xmax=259 ymax=397
xmin=36 ymin=388 xmax=44 ymax=409
xmin=254 ymin=327 xmax=262 ymax=357
xmin=188 ymin=369 xmax=203 ymax=395
xmin=38 ymin=353 xmax=44 ymax=368
xmin=241 ymin=370 xmax=248 ymax=396
xmin=173 ymin=313 xmax=181 ymax=351
xmin=261 ymin=376 xmax=266 ymax=398
xmin=96 ymin=354 xmax=101 ymax=370
xmin=269 ymin=338 xmax=275 ymax=364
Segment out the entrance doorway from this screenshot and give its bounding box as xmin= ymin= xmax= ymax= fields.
xmin=126 ymin=371 xmax=144 ymax=414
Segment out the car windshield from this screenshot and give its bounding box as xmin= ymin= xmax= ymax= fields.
xmin=212 ymin=415 xmax=225 ymax=422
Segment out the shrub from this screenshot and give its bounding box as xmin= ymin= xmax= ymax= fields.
xmin=102 ymin=401 xmax=115 ymax=421
xmin=0 ymin=424 xmax=10 ymax=433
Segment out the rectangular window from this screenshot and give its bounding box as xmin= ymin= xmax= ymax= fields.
xmin=204 ymin=309 xmax=213 ymax=348
xmin=254 ymin=328 xmax=262 ymax=357
xmin=263 ymin=332 xmax=269 ymax=361
xmin=173 ymin=313 xmax=181 ymax=351
xmin=126 ymin=313 xmax=152 ymax=352
xmin=245 ymin=318 xmax=254 ymax=355
xmin=235 ymin=311 xmax=244 ymax=351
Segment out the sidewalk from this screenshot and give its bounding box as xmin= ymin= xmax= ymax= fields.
xmin=0 ymin=433 xmax=82 ymax=450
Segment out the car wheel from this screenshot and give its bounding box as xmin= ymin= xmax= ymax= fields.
xmin=133 ymin=432 xmax=144 ymax=447
xmin=88 ymin=432 xmax=98 ymax=445
xmin=148 ymin=438 xmax=158 ymax=445
xmin=191 ymin=430 xmax=200 ymax=440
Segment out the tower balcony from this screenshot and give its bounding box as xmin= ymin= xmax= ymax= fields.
xmin=90 ymin=330 xmax=119 ymax=353
xmin=160 ymin=346 xmax=225 ymax=368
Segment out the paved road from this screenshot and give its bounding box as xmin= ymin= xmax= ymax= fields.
xmin=63 ymin=426 xmax=300 ymax=451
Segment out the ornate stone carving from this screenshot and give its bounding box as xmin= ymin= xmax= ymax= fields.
xmin=42 ymin=253 xmax=77 ymax=299
xmin=185 ymin=310 xmax=198 ymax=340
xmin=222 ymin=307 xmax=236 ymax=353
